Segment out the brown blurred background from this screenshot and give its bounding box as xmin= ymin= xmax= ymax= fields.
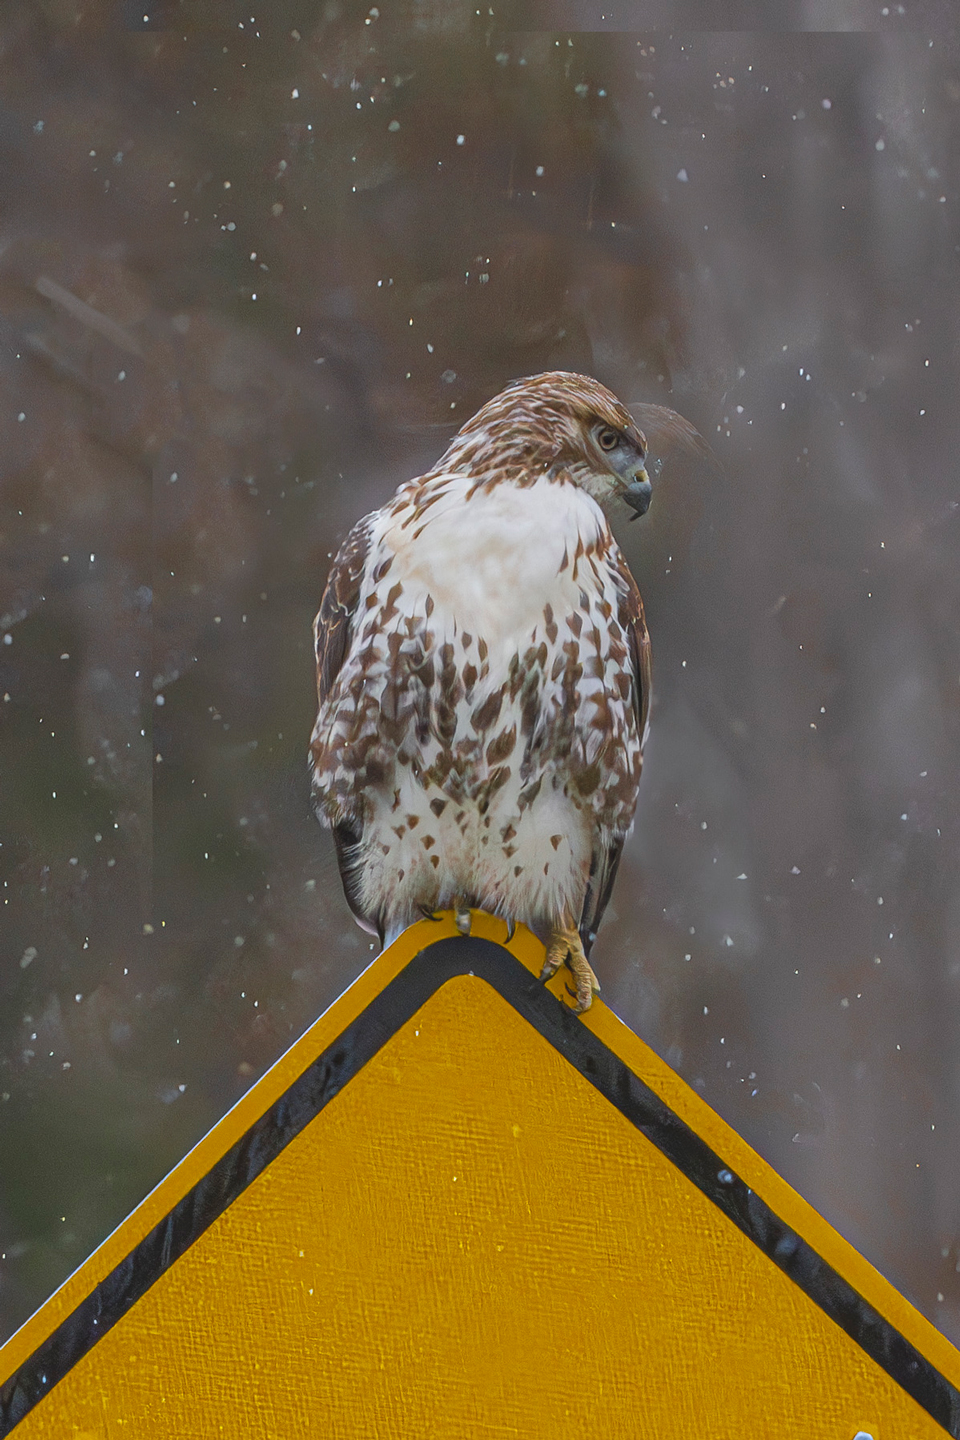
xmin=1 ymin=0 xmax=959 ymax=1348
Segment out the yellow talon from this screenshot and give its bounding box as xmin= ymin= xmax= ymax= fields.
xmin=540 ymin=920 xmax=599 ymax=1014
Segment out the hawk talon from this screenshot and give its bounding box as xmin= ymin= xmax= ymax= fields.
xmin=419 ymin=905 xmax=444 ymax=922
xmin=504 ymin=918 xmax=516 ymax=943
xmin=541 ymin=922 xmax=600 ymax=1015
xmin=539 ymin=955 xmax=563 ymax=984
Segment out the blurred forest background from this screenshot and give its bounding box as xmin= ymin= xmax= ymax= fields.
xmin=1 ymin=0 xmax=959 ymax=1349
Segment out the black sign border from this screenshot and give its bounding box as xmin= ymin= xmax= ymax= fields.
xmin=2 ymin=935 xmax=958 ymax=1436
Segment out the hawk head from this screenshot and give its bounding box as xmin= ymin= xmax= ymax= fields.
xmin=438 ymin=371 xmax=652 ymax=519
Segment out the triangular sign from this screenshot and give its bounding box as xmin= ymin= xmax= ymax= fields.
xmin=2 ymin=914 xmax=959 ymax=1437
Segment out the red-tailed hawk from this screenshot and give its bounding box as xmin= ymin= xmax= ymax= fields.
xmin=310 ymin=372 xmax=652 ymax=1012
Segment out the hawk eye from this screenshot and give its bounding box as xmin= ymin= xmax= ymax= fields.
xmin=596 ymin=426 xmax=620 ymax=452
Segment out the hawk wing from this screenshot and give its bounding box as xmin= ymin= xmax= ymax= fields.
xmin=311 ymin=514 xmax=380 ymax=939
xmin=630 ymin=402 xmax=717 ymax=471
xmin=314 ymin=515 xmax=373 ymax=709
xmin=579 ymin=555 xmax=651 ymax=955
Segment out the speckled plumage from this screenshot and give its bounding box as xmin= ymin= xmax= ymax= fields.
xmin=310 ymin=372 xmax=652 ymax=999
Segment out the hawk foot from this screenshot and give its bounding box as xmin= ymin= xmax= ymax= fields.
xmin=539 ymin=923 xmax=599 ymax=1014
xmin=417 ymin=904 xmax=473 ymax=934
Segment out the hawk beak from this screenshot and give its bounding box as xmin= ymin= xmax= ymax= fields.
xmin=623 ymin=469 xmax=652 ymax=520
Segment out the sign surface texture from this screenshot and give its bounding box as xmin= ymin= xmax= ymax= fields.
xmin=1 ymin=913 xmax=958 ymax=1437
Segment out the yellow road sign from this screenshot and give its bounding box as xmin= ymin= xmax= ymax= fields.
xmin=1 ymin=913 xmax=959 ymax=1437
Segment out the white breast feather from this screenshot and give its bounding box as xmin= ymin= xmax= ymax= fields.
xmin=379 ymin=474 xmax=604 ymax=654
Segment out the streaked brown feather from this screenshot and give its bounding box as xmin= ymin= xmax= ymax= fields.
xmin=312 ymin=514 xmax=381 ymax=941
xmin=579 ymin=551 xmax=651 ymax=952
xmin=313 ymin=515 xmax=374 ymax=706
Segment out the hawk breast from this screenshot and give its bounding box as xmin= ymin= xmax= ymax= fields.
xmin=379 ymin=472 xmax=607 ymax=653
